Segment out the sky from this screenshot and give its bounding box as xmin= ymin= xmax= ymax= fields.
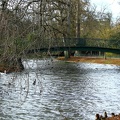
xmin=90 ymin=0 xmax=120 ymax=20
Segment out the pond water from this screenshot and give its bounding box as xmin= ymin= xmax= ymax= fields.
xmin=0 ymin=58 xmax=120 ymax=120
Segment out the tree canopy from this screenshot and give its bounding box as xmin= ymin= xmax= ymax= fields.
xmin=0 ymin=0 xmax=119 ymax=60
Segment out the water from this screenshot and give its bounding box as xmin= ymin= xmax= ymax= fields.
xmin=0 ymin=58 xmax=120 ymax=120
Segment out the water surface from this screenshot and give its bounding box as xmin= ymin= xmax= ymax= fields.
xmin=0 ymin=58 xmax=120 ymax=120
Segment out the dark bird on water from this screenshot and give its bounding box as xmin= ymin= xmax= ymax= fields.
xmin=33 ymin=79 xmax=36 ymax=85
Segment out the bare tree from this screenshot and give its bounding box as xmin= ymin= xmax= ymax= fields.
xmin=0 ymin=0 xmax=113 ymax=72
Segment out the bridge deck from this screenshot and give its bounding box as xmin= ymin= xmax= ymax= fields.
xmin=26 ymin=46 xmax=120 ymax=54
xmin=26 ymin=38 xmax=120 ymax=54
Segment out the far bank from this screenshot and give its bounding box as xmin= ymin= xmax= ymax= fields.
xmin=57 ymin=56 xmax=120 ymax=66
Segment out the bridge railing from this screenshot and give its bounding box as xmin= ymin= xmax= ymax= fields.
xmin=66 ymin=38 xmax=120 ymax=49
xmin=86 ymin=38 xmax=120 ymax=49
xmin=30 ymin=38 xmax=120 ymax=50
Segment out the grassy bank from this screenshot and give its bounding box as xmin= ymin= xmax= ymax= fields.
xmin=57 ymin=56 xmax=120 ymax=66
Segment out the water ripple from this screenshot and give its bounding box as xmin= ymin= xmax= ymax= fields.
xmin=0 ymin=59 xmax=120 ymax=120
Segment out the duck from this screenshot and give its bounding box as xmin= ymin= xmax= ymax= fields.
xmin=104 ymin=111 xmax=107 ymax=118
xmin=111 ymin=113 xmax=115 ymax=117
xmin=95 ymin=112 xmax=108 ymax=120
xmin=95 ymin=114 xmax=101 ymax=120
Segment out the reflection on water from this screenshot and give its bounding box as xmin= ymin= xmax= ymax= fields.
xmin=0 ymin=58 xmax=120 ymax=120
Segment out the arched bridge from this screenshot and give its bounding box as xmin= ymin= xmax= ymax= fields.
xmin=26 ymin=38 xmax=120 ymax=54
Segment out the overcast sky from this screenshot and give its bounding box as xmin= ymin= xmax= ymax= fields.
xmin=90 ymin=0 xmax=120 ymax=20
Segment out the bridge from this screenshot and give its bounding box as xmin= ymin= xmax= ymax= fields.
xmin=26 ymin=38 xmax=120 ymax=56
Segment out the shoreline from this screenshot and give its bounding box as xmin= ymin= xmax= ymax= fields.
xmin=0 ymin=65 xmax=24 ymax=73
xmin=1 ymin=56 xmax=120 ymax=73
xmin=57 ymin=56 xmax=120 ymax=66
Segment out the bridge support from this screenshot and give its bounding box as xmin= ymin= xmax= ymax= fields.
xmin=104 ymin=52 xmax=106 ymax=59
xmin=64 ymin=51 xmax=70 ymax=59
xmin=74 ymin=51 xmax=81 ymax=56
